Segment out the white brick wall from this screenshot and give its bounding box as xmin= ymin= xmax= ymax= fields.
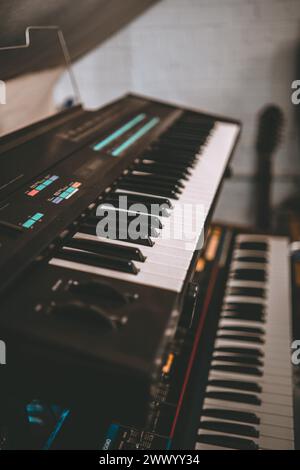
xmin=62 ymin=0 xmax=300 ymax=225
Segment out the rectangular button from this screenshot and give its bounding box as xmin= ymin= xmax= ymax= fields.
xmin=23 ymin=219 xmax=35 ymax=228
xmin=28 ymin=189 xmax=39 ymax=197
xmin=32 ymin=213 xmax=43 ymax=221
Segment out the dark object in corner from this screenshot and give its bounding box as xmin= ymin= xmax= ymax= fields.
xmin=255 ymin=104 xmax=284 ymax=231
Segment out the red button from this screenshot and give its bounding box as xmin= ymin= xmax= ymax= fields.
xmin=28 ymin=189 xmax=39 ymax=197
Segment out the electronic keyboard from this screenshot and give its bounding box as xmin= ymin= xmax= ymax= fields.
xmin=0 ymin=94 xmax=241 ymax=424
xmin=196 ymin=234 xmax=294 ymax=450
xmin=3 ymin=225 xmax=294 ymax=450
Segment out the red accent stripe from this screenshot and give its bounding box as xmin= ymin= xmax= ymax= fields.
xmin=170 ymin=264 xmax=220 ymax=438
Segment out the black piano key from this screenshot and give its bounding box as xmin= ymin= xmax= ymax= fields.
xmin=217 ymin=334 xmax=264 ymax=344
xmin=160 ymin=134 xmax=207 ymax=145
xmin=145 ymin=147 xmax=196 ymax=160
xmin=107 ymin=193 xmax=172 ymax=213
xmin=205 ymin=391 xmax=261 ymax=406
xmin=172 ymin=123 xmax=213 ymax=132
xmin=121 ymin=176 xmax=183 ymax=194
xmin=136 ymin=162 xmax=191 ymax=179
xmin=228 ymin=287 xmax=266 ymax=298
xmin=101 ymin=199 xmax=168 ymax=220
xmin=129 ymin=172 xmax=185 ymax=188
xmin=162 ymin=134 xmax=208 ymax=145
xmin=211 ymin=365 xmax=263 ymax=376
xmin=222 ymin=313 xmax=265 ymax=323
xmin=224 ymin=303 xmax=265 ymax=314
xmin=222 ymin=310 xmax=265 ymax=319
xmin=65 ymin=238 xmax=146 ymax=262
xmin=153 ymin=140 xmax=200 ymax=152
xmin=197 ymin=434 xmax=258 ymax=450
xmin=164 ymin=122 xmax=212 ymax=133
xmin=238 ymin=241 xmax=268 ymax=251
xmin=142 ymin=154 xmax=194 ymax=169
xmin=79 ymin=222 xmax=97 ymax=236
xmin=219 ymin=326 xmax=265 ymax=335
xmin=165 ymin=125 xmax=212 ymax=135
xmin=208 ymin=379 xmax=262 ymax=393
xmin=104 ymin=198 xmax=170 ymax=218
xmin=157 ymin=131 xmax=203 ymax=140
xmin=84 ymin=217 xmax=160 ymax=240
xmin=214 ymin=346 xmax=264 ymax=357
xmin=231 ymin=269 xmax=266 ymax=282
xmin=202 ymin=408 xmax=260 ymax=425
xmin=89 ymin=210 xmax=163 ymax=230
xmin=56 ymin=248 xmax=139 ymax=274
xmin=112 ymin=191 xmax=173 ymax=208
xmin=235 ymin=256 xmax=267 ymax=264
xmin=118 ymin=182 xmax=180 ymax=200
xmin=157 ymin=142 xmax=201 ymax=154
xmin=147 ymin=149 xmax=198 ymax=164
xmin=80 ymin=224 xmax=155 ymax=246
xmin=169 ymin=122 xmax=212 ymax=130
xmin=222 ymin=304 xmax=265 ymax=318
xmin=199 ymin=420 xmax=259 ymax=438
xmin=212 ymin=354 xmax=263 ymax=366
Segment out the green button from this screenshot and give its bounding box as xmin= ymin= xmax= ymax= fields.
xmin=32 ymin=213 xmax=44 ymax=221
xmin=23 ymin=219 xmax=35 ymax=228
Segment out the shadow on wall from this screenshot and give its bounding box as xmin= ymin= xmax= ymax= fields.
xmin=215 ymin=34 xmax=300 ymax=228
xmin=294 ymin=33 xmax=300 ymax=157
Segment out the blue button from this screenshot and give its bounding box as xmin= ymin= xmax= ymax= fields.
xmin=23 ymin=219 xmax=35 ymax=229
xmin=36 ymin=184 xmax=46 ymax=191
xmin=32 ymin=213 xmax=44 ymax=221
xmin=53 ymin=197 xmax=62 ymax=204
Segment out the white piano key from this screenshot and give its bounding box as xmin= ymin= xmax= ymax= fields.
xmin=255 ymin=382 xmax=292 ymax=397
xmin=49 ymin=257 xmax=184 ymax=291
xmin=260 ymin=424 xmax=294 ymax=440
xmin=197 ymin=429 xmax=259 ymax=449
xmin=199 ymin=419 xmax=293 ymax=450
xmin=202 ymin=404 xmax=294 ymax=429
xmin=214 ymin=339 xmax=288 ymax=354
xmin=209 ymin=367 xmax=291 ymax=386
xmin=224 ymin=296 xmax=266 ymax=305
xmin=208 ymin=372 xmax=292 ymax=395
xmin=259 ymin=436 xmax=294 ymax=450
xmin=74 ymin=232 xmax=192 ymax=260
xmin=230 ymin=261 xmax=268 ymax=271
xmin=236 ymin=234 xmax=269 ymax=243
xmin=259 ymin=414 xmax=294 ymax=428
xmin=233 ymin=249 xmax=270 ymax=258
xmin=205 ymin=386 xmax=292 ymax=406
xmin=204 ymin=397 xmax=293 ymax=417
xmin=219 ymin=318 xmax=266 ymax=330
xmin=60 ymin=246 xmax=187 ymax=280
xmin=195 ymin=442 xmax=233 ymax=451
xmin=199 ymin=414 xmax=293 ymax=443
xmin=227 ymin=280 xmax=266 ymax=289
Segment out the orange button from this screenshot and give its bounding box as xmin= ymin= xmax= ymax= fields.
xmin=28 ymin=189 xmax=39 ymax=197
